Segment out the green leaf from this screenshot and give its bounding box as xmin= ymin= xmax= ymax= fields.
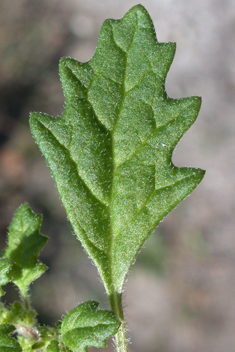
xmin=33 ymin=339 xmax=61 ymax=352
xmin=32 ymin=325 xmax=65 ymax=352
xmin=30 ymin=4 xmax=205 ymax=294
xmin=46 ymin=340 xmax=60 ymax=352
xmin=0 ymin=324 xmax=22 ymax=352
xmin=0 ymin=258 xmax=13 ymax=297
xmin=1 ymin=301 xmax=37 ymax=327
xmin=61 ymin=301 xmax=120 ymax=352
xmin=3 ymin=204 xmax=48 ymax=297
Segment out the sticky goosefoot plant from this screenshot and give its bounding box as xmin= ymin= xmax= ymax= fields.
xmin=0 ymin=4 xmax=205 ymax=352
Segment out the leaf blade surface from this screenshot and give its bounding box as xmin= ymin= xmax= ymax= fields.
xmin=61 ymin=301 xmax=120 ymax=352
xmin=0 ymin=259 xmax=13 ymax=297
xmin=30 ymin=4 xmax=204 ymax=294
xmin=3 ymin=204 xmax=48 ymax=296
xmin=0 ymin=324 xmax=22 ymax=352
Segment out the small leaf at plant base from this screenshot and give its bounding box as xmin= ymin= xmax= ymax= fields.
xmin=46 ymin=340 xmax=69 ymax=352
xmin=32 ymin=340 xmax=60 ymax=352
xmin=5 ymin=301 xmax=37 ymax=327
xmin=0 ymin=323 xmax=22 ymax=352
xmin=3 ymin=203 xmax=48 ymax=297
xmin=30 ymin=4 xmax=205 ymax=295
xmin=32 ymin=340 xmax=46 ymax=350
xmin=0 ymin=258 xmax=13 ymax=297
xmin=61 ymin=301 xmax=120 ymax=352
xmin=32 ymin=325 xmax=63 ymax=352
xmin=46 ymin=340 xmax=60 ymax=352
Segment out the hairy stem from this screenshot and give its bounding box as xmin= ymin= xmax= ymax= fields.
xmin=109 ymin=292 xmax=129 ymax=352
xmin=22 ymin=294 xmax=30 ymax=311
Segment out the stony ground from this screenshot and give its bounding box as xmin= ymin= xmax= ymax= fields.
xmin=0 ymin=1 xmax=235 ymax=351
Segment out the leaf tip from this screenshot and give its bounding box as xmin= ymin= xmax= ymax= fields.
xmin=59 ymin=56 xmax=74 ymax=74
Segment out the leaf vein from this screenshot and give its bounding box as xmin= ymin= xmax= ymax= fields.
xmin=64 ymin=66 xmax=109 ymax=132
xmin=36 ymin=119 xmax=107 ymax=207
xmin=117 ymin=100 xmax=196 ymax=167
xmin=115 ymin=173 xmax=194 ymax=238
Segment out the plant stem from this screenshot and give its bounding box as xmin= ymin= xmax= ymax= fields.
xmin=109 ymin=291 xmax=129 ymax=352
xmin=22 ymin=294 xmax=30 ymax=310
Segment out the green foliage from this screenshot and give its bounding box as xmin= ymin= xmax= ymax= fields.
xmin=0 ymin=301 xmax=37 ymax=329
xmin=31 ymin=325 xmax=60 ymax=351
xmin=0 ymin=324 xmax=22 ymax=352
xmin=3 ymin=203 xmax=48 ymax=297
xmin=45 ymin=340 xmax=60 ymax=352
xmin=30 ymin=4 xmax=204 ymax=296
xmin=0 ymin=259 xmax=13 ymax=297
xmin=0 ymin=4 xmax=204 ymax=352
xmin=61 ymin=301 xmax=120 ymax=352
xmin=0 ymin=205 xmax=120 ymax=351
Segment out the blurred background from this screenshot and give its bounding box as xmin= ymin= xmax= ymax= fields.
xmin=0 ymin=0 xmax=235 ymax=351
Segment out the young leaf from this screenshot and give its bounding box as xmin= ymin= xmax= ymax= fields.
xmin=0 ymin=323 xmax=22 ymax=352
xmin=30 ymin=4 xmax=205 ymax=295
xmin=61 ymin=301 xmax=120 ymax=352
xmin=0 ymin=258 xmax=13 ymax=297
xmin=32 ymin=340 xmax=60 ymax=352
xmin=32 ymin=324 xmax=63 ymax=351
xmin=3 ymin=203 xmax=48 ymax=297
xmin=46 ymin=340 xmax=60 ymax=352
xmin=1 ymin=301 xmax=37 ymax=328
